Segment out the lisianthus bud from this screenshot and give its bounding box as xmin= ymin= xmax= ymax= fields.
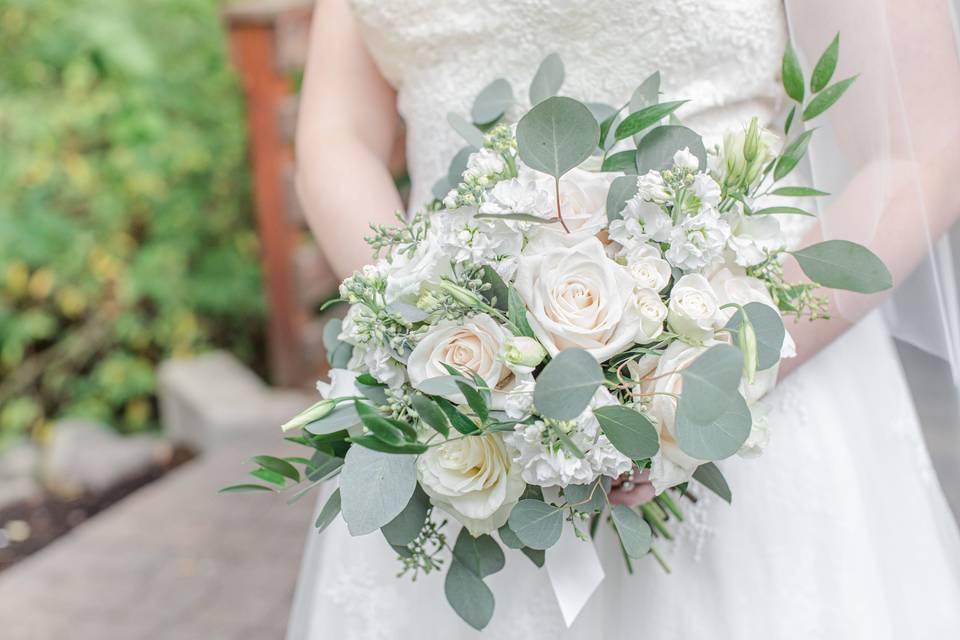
xmin=743 ymin=117 xmax=760 ymax=162
xmin=438 ymin=280 xmax=485 ymax=307
xmin=738 ymin=314 xmax=758 ymax=384
xmin=502 ymin=336 xmax=547 ymax=368
xmin=281 ymin=398 xmax=336 ymax=432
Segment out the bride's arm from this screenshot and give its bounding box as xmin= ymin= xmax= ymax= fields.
xmin=780 ymin=0 xmax=960 ymax=376
xmin=295 ymin=0 xmax=403 ymax=280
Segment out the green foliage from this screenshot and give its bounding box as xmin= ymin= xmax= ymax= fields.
xmin=0 ymin=0 xmax=263 ymax=446
xmin=791 ymin=240 xmax=892 ymax=294
xmin=532 ymin=348 xmax=605 ymax=421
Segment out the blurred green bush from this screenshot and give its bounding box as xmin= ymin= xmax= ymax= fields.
xmin=0 ymin=0 xmax=264 ymax=446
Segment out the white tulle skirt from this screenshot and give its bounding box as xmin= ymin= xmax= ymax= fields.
xmin=286 ymin=312 xmax=960 ymax=640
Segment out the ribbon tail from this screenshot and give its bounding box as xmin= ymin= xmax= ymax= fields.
xmin=545 ymin=524 xmax=604 ymax=628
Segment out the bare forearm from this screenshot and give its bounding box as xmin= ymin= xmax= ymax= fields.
xmin=296 ymin=136 xmax=403 ymax=279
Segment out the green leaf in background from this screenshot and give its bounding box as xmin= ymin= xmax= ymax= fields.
xmin=810 ymin=33 xmax=840 ymax=93
xmin=381 ymin=484 xmax=430 ymax=546
xmin=692 ymin=462 xmax=732 ymax=503
xmin=432 ymin=177 xmax=451 ymax=200
xmin=479 ymin=265 xmax=507 ymax=313
xmin=306 ymin=450 xmax=344 ymax=482
xmin=635 ymin=125 xmax=706 ymax=173
xmin=773 ymin=129 xmax=815 ymax=181
xmin=250 ymin=467 xmax=286 ymax=486
xmin=252 ymin=455 xmax=300 ymax=483
xmin=415 ymin=375 xmax=471 ymax=397
xmin=355 ymin=402 xmax=408 ymax=446
xmin=781 ymin=41 xmax=805 ymax=103
xmin=355 ymin=377 xmax=389 ymax=406
xmin=598 ymin=103 xmax=627 ymax=150
xmin=516 ymin=96 xmax=599 ymax=178
xmin=447 ymin=112 xmax=487 ymax=149
xmin=725 ymin=302 xmax=786 ymax=370
xmin=522 ymin=547 xmax=546 ymax=567
xmin=498 ymin=523 xmax=525 ymax=549
xmin=606 ymin=175 xmax=639 ymax=223
xmin=315 ymin=488 xmax=342 ymax=533
xmin=339 ymin=446 xmax=417 ymax=536
xmin=411 ymin=394 xmax=450 ymax=437
xmin=586 ymin=102 xmax=618 ymax=126
xmin=456 ymin=380 xmax=489 ymax=423
xmin=219 ymin=484 xmax=273 ymax=494
xmin=751 ymin=206 xmax=815 ymax=217
xmin=630 ymin=71 xmax=661 ymax=111
xmin=769 ymin=186 xmax=829 ymax=197
xmin=447 ymin=146 xmax=476 ymax=188
xmin=677 ymin=344 xmax=744 ymax=424
xmin=435 ymin=397 xmax=481 ymax=435
xmin=471 ymin=78 xmax=514 ymax=125
xmin=601 ymin=150 xmax=639 ymax=173
xmin=594 ymin=405 xmax=660 ymax=459
xmin=508 ymin=287 xmax=536 ymax=338
xmin=322 ymin=319 xmax=343 ymax=354
xmin=563 ymin=481 xmax=605 ymax=514
xmin=784 ymin=104 xmax=797 ymax=135
xmin=507 ymin=499 xmax=564 ymax=550
xmin=675 ymin=391 xmax=751 ymax=461
xmin=614 ymin=100 xmax=688 ymax=140
xmin=346 ymin=435 xmax=428 ymax=455
xmin=452 ymin=528 xmax=506 ymax=578
xmin=533 ymin=348 xmax=604 ymax=421
xmin=611 ymin=505 xmax=652 ymax=558
xmin=445 ymin=558 xmax=495 ymax=630
xmin=791 ymin=240 xmax=892 ymax=293
xmin=529 ymin=52 xmax=565 ymax=105
xmin=304 ymin=404 xmax=360 ymax=435
xmin=802 ymin=76 xmax=858 ymax=121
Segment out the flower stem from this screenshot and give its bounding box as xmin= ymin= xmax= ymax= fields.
xmin=649 ymin=545 xmax=671 ymax=573
xmin=554 ymin=177 xmax=571 ymax=233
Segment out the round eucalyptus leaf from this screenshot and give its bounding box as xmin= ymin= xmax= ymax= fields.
xmin=447 ymin=112 xmax=486 ymax=149
xmin=452 ymin=529 xmax=505 ymax=578
xmin=678 ymin=344 xmax=743 ymax=424
xmin=447 ymin=146 xmax=476 ymax=188
xmin=471 ymin=78 xmax=514 ymax=125
xmin=507 ymin=499 xmax=563 ymax=550
xmin=635 ymin=125 xmax=706 ymax=173
xmin=322 ymin=318 xmax=343 ymax=353
xmin=498 ymin=523 xmax=525 ymax=550
xmin=304 ymin=404 xmax=360 ymax=435
xmin=529 ymin=52 xmax=565 ymax=105
xmin=593 ymin=405 xmax=660 ymax=459
xmin=791 ymin=240 xmax=892 ymax=293
xmin=532 ymin=348 xmax=604 ymax=421
xmin=339 ymin=446 xmax=417 ymax=536
xmin=380 ymin=484 xmax=430 ymax=546
xmin=606 ymin=174 xmax=639 ymax=223
xmin=517 ymin=97 xmax=599 ymax=178
xmin=444 ymin=559 xmax=495 ymax=630
xmin=586 ymin=101 xmax=617 ymax=125
xmin=675 ymin=390 xmax=752 ymax=461
xmin=629 ymin=71 xmax=661 ymax=112
xmin=692 ymin=462 xmax=732 ymax=504
xmin=611 ymin=504 xmax=652 ymax=558
xmin=725 ymin=302 xmax=785 ymax=370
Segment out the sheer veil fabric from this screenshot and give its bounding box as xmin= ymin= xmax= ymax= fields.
xmin=286 ymin=1 xmax=960 ymax=638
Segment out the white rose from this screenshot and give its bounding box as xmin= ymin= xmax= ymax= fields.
xmin=515 ymin=236 xmax=640 ymax=360
xmin=726 ymin=214 xmax=783 ymax=267
xmin=667 ymin=273 xmax=722 ymax=343
xmin=625 ymin=244 xmax=671 ymax=292
xmin=417 ymin=432 xmax=525 ymax=536
xmin=407 ymin=314 xmax=516 ymax=408
xmin=527 ymin=166 xmax=612 ymax=239
xmin=632 ymin=288 xmax=667 ymax=343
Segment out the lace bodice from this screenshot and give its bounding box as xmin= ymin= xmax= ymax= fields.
xmin=350 ymin=0 xmax=789 ymax=209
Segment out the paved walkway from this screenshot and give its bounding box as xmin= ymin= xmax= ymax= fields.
xmin=0 ymin=431 xmax=315 ymax=640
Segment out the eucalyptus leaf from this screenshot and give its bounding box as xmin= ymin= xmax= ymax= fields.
xmin=447 ymin=112 xmax=487 ymax=149
xmin=355 ymin=378 xmax=389 ymax=406
xmin=593 ymin=405 xmax=660 ymax=459
xmin=416 ymin=375 xmax=475 ymax=397
xmin=329 ymin=342 xmax=353 ymax=369
xmin=533 ymin=348 xmax=604 ymax=421
xmin=675 ymin=391 xmax=751 ymax=461
xmin=315 ymin=488 xmax=342 ymax=533
xmin=606 ymin=174 xmax=639 ymax=223
xmin=507 ymin=499 xmax=564 ymax=550
xmin=322 ymin=318 xmax=343 ymax=354
xmin=635 ymin=125 xmax=706 ymax=173
xmin=516 ymin=96 xmax=599 ymax=178
xmin=447 ymin=146 xmax=476 ymax=188
xmin=432 ymin=177 xmax=451 ymax=200
xmin=411 ymin=393 xmax=450 ymax=437
xmin=773 ymin=129 xmax=814 ymax=181
xmin=586 ymin=102 xmax=617 ymax=125
xmin=802 ymin=76 xmax=858 ymax=121
xmin=563 ymin=481 xmax=604 ymax=513
xmin=810 ymin=33 xmax=840 ymax=93
xmin=611 ymin=504 xmax=652 ymax=558
xmin=304 ymin=404 xmax=360 ymax=435
xmin=601 ymin=150 xmax=638 ymax=173
xmin=614 ymin=100 xmax=688 ymax=140
xmin=480 ymin=265 xmax=510 ymax=312
xmin=339 ymin=446 xmax=418 ymax=536
xmin=522 ymin=547 xmax=546 ymax=567
xmin=529 ymin=52 xmax=564 ymax=105
xmin=452 ymin=529 xmax=505 ymax=578
xmin=381 ymin=484 xmax=429 ymax=546
xmin=791 ymin=240 xmax=892 ymax=293
xmin=498 ymin=523 xmax=524 ymax=549
xmin=692 ymin=462 xmax=732 ymax=503
xmin=781 ymin=41 xmax=805 ymax=103
xmin=630 ymin=71 xmax=661 ymax=111
xmin=471 ymin=78 xmax=514 ymax=125
xmin=387 ymin=302 xmax=429 ymax=323
xmin=445 ymin=559 xmax=495 ymax=630
xmin=751 ymin=206 xmax=814 ymax=217
xmin=306 ymin=450 xmax=344 ymax=482
xmin=769 ymin=186 xmax=829 ymax=197
xmin=347 ymin=435 xmax=428 ymax=455
xmin=725 ymin=302 xmax=786 ymax=370
xmin=677 ymin=344 xmax=744 ymax=424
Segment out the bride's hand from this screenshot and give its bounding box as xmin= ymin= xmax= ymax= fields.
xmin=608 ymin=466 xmax=656 ymax=508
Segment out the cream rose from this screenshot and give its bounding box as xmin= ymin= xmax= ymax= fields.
xmin=407 ymin=314 xmax=515 ymax=408
xmin=667 ymin=273 xmax=722 ymax=343
xmin=417 ymin=433 xmax=525 ymax=535
xmin=632 ymin=288 xmax=667 ymax=343
xmin=626 ymin=245 xmax=671 ymax=292
xmin=514 ymin=236 xmax=639 ymax=360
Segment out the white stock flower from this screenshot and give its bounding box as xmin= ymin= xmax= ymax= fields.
xmin=726 ymin=214 xmax=783 ymax=267
xmin=407 ymin=314 xmax=516 ymax=408
xmin=514 ymin=236 xmax=640 ymax=360
xmin=383 ymin=232 xmax=451 ymax=304
xmin=480 ymin=171 xmax=552 ymax=219
xmin=636 ymin=171 xmax=671 ymax=202
xmin=504 ymin=388 xmax=632 ymax=487
xmin=417 ymin=432 xmax=525 ymax=536
xmin=463 ymin=148 xmax=506 ymax=185
xmin=432 ymin=208 xmax=522 ymax=278
xmin=673 ymin=147 xmax=699 ymax=171
xmin=690 ymin=173 xmax=722 ymax=208
xmin=632 ymin=287 xmax=667 ymax=343
xmin=667 ymin=273 xmax=722 ymax=343
xmin=625 ymin=244 xmax=671 ymax=292
xmin=665 ymin=208 xmax=731 ymax=272
xmin=503 ymin=376 xmax=535 ymax=419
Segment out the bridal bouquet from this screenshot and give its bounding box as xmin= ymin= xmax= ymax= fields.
xmin=227 ymin=39 xmax=890 ymax=629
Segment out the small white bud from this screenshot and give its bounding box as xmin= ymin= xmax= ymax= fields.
xmin=502 ymin=336 xmax=547 ymax=368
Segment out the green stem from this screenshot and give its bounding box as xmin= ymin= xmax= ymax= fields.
xmin=649 ymin=545 xmax=671 ymax=573
xmin=641 ymin=503 xmax=673 ymax=540
xmin=656 ymin=493 xmax=684 ymax=522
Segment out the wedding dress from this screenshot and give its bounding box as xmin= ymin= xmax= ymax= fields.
xmin=287 ymin=1 xmax=960 ymax=637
